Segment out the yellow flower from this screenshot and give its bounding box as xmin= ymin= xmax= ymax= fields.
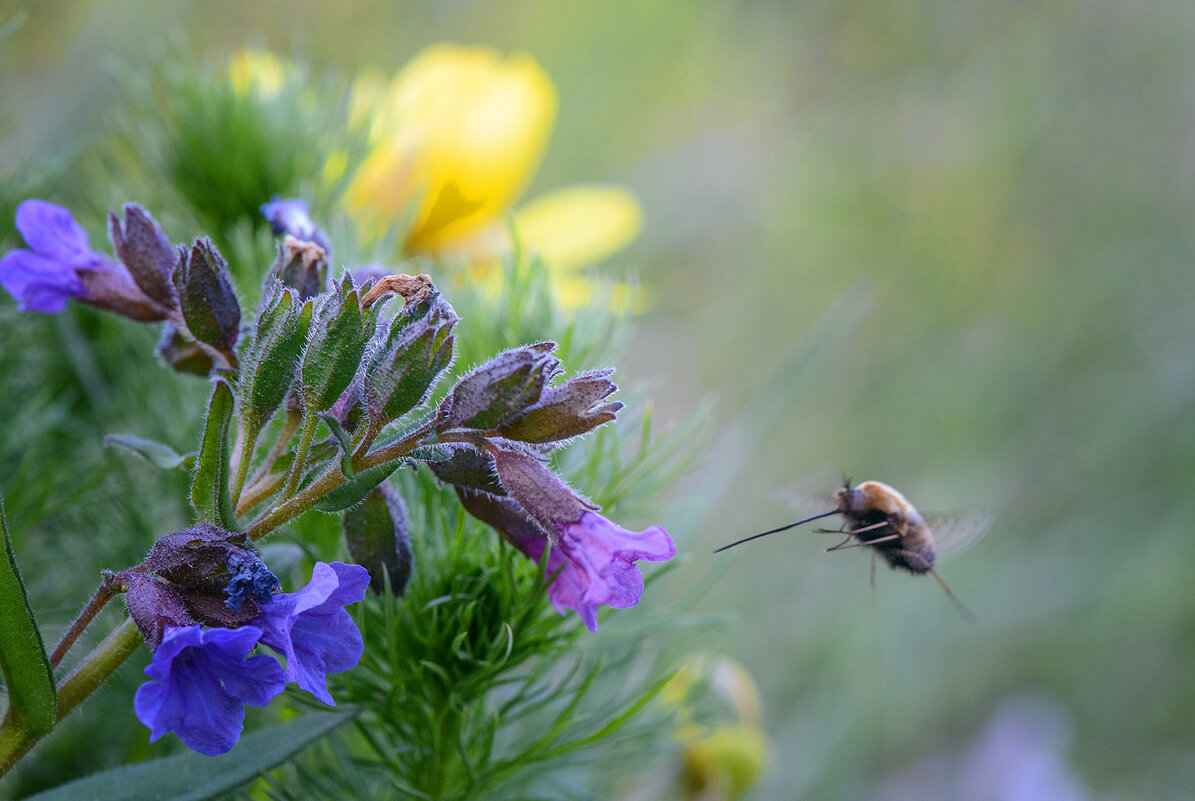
xmin=346 ymin=45 xmax=556 ymax=251
xmin=226 ymin=48 xmax=289 ymax=98
xmin=344 ymin=45 xmax=644 ymax=309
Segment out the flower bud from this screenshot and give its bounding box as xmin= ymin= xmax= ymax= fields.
xmin=299 ymin=277 xmax=376 ymax=413
xmin=157 ymin=322 xmax=216 ymax=375
xmin=436 ymin=343 xmax=560 ymax=431
xmin=238 ymin=283 xmax=312 ymax=430
xmin=173 ymin=239 xmax=241 ymax=356
xmin=131 ymin=523 xmax=279 ymax=629
xmin=266 ymin=235 xmax=328 ymax=301
xmin=343 ymin=483 xmax=413 ymax=596
xmin=495 ymin=368 xmax=622 ymax=443
xmin=363 ymin=290 xmax=457 ymax=427
xmin=108 ymin=203 xmax=178 ymax=308
xmin=124 ymin=573 xmax=196 ymax=650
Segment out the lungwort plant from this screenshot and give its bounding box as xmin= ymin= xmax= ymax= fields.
xmin=0 ymin=194 xmax=680 ymax=799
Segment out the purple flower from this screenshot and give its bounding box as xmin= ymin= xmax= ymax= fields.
xmin=0 ymin=200 xmax=97 ymax=312
xmin=1 ymin=199 xmax=177 ymax=320
xmin=463 ymin=446 xmax=677 ymax=632
xmin=516 ymin=511 xmax=674 ymax=632
xmin=260 ymin=196 xmax=331 ymax=252
xmin=251 ymin=562 xmax=369 ymax=705
xmin=134 ymin=624 xmax=285 ymax=756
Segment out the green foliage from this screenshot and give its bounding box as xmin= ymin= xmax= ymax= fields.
xmin=190 ymin=380 xmax=237 ymax=530
xmin=21 ymin=712 xmax=352 ymax=801
xmin=0 ymin=502 xmax=57 ymax=746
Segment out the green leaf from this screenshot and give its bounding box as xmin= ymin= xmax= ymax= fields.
xmin=190 ymin=379 xmax=237 ymax=529
xmin=238 ymin=287 xmax=311 ymax=432
xmin=300 ymin=278 xmax=372 ymax=412
xmin=22 ymin=712 xmax=353 ymax=801
xmin=312 ymin=458 xmax=405 ymax=512
xmin=103 ymin=434 xmax=188 ymax=470
xmin=0 ymin=501 xmax=56 ymax=738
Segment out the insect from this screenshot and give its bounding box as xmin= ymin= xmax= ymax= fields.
xmin=715 ymin=479 xmax=983 ymax=623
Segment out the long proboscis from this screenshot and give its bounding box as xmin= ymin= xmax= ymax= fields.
xmin=713 ymin=510 xmax=839 ymax=553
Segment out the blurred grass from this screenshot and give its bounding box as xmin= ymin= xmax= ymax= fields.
xmin=3 ymin=1 xmax=1195 ymax=799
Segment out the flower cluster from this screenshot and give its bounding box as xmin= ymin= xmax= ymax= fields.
xmin=1 ymin=192 xmax=675 ymax=767
xmin=134 ymin=560 xmax=368 ymax=755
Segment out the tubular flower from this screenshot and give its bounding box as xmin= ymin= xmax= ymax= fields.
xmin=480 ymin=446 xmax=675 ymax=631
xmin=0 ymin=200 xmax=96 ymax=312
xmin=343 ymin=45 xmax=643 ymax=308
xmin=514 ymin=511 xmax=674 ymax=632
xmin=1 ymin=199 xmax=177 ymax=320
xmin=251 ymin=562 xmax=370 ymax=705
xmin=133 ymin=625 xmax=285 ymax=756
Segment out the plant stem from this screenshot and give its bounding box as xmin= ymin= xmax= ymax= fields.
xmin=229 ymin=419 xmax=261 ymax=511
xmin=54 ymin=618 xmax=142 ymax=720
xmin=281 ymin=410 xmax=318 ymax=499
xmin=246 ymin=407 xmax=301 ymax=489
xmin=49 ymin=581 xmax=115 ymax=669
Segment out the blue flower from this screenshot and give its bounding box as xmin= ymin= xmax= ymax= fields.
xmin=260 ymin=196 xmax=331 ymax=252
xmin=134 ymin=624 xmax=285 ymax=756
xmin=223 ymin=549 xmax=281 ymax=611
xmin=252 ymin=561 xmax=369 ymax=705
xmin=0 ymin=199 xmax=97 ymax=312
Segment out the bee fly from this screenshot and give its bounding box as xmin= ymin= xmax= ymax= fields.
xmin=715 ymin=479 xmax=981 ymax=623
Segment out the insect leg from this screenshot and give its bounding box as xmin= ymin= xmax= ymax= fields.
xmin=925 ymin=564 xmax=978 ymax=624
xmin=870 ymin=551 xmax=877 ymax=587
xmin=825 ymin=533 xmax=902 ymax=552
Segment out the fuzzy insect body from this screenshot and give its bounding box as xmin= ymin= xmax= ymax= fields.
xmin=832 ymin=480 xmax=936 ymax=574
xmin=715 ymin=479 xmax=978 ymax=623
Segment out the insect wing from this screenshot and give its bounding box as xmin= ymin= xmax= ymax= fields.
xmin=924 ymin=512 xmax=992 ymax=562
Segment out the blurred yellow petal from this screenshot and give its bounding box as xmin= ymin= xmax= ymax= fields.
xmin=345 ymin=45 xmax=557 ymax=251
xmin=513 ymin=184 xmax=643 ymax=273
xmin=227 ymin=48 xmax=287 ymax=98
xmin=681 ymin=724 xmax=770 ymax=801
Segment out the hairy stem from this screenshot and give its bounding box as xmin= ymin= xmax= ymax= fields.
xmin=281 ymin=410 xmax=318 ymax=499
xmin=49 ymin=580 xmax=116 ymax=669
xmin=228 ymin=419 xmax=261 ymax=511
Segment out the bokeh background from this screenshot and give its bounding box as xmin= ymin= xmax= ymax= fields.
xmin=3 ymin=1 xmax=1195 ymax=799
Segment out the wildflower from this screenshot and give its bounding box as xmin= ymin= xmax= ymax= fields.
xmin=343 ymin=45 xmax=643 ymax=308
xmin=545 ymin=511 xmax=674 ymax=632
xmin=1 ymin=199 xmax=175 ymax=320
xmin=252 ymin=562 xmax=369 ymax=705
xmin=0 ymin=200 xmax=96 ymax=312
xmin=133 ymin=624 xmax=285 ymax=756
xmin=465 ymin=447 xmax=675 ymax=631
xmin=260 ymin=196 xmax=331 ymax=253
